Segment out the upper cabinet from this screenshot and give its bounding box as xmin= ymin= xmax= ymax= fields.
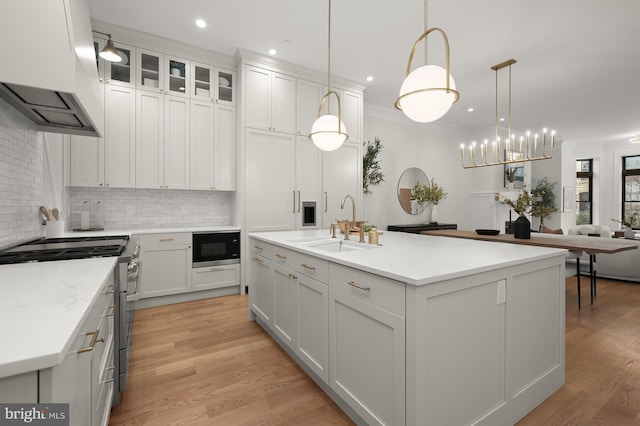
xmin=327 ymin=89 xmax=363 ymax=143
xmin=296 ymin=79 xmax=324 ymax=137
xmin=166 ymin=56 xmax=190 ymax=97
xmin=216 ymin=68 xmax=236 ymax=105
xmin=192 ymin=62 xmax=213 ymax=100
xmin=105 ymin=43 xmax=135 ymax=87
xmin=245 ymin=65 xmax=295 ymax=134
xmin=137 ymin=49 xmax=164 ymax=93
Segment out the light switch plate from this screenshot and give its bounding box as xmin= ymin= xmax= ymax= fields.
xmin=497 ymin=279 xmax=506 ymax=304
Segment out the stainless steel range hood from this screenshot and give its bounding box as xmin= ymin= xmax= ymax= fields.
xmin=0 ymin=0 xmax=104 ymax=137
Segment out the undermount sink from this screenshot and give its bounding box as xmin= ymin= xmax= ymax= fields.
xmin=302 ymin=239 xmax=376 ymax=253
xmin=286 ymin=236 xmax=330 ymax=244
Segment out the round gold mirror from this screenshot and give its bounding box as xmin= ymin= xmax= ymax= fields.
xmin=397 ymin=167 xmax=430 ymax=215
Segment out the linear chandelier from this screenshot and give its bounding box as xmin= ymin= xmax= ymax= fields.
xmin=309 ymin=0 xmax=348 ymax=151
xmin=394 ymin=0 xmax=460 ymax=123
xmin=460 ymin=59 xmax=555 ymax=169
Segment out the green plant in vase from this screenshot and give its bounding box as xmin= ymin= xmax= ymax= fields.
xmin=502 ymin=189 xmax=533 ymax=239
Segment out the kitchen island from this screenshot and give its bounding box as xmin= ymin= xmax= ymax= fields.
xmin=248 ymin=230 xmax=567 ymax=426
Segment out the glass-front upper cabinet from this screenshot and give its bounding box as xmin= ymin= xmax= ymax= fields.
xmin=192 ymin=62 xmax=213 ymax=100
xmin=165 ymin=56 xmax=190 ymax=97
xmin=216 ymin=68 xmax=236 ymax=105
xmin=105 ymin=42 xmax=135 ymax=87
xmin=137 ymin=49 xmax=164 ymax=93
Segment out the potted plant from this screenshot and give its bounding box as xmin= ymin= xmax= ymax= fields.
xmin=612 ymin=211 xmax=639 ymax=239
xmin=502 ymin=189 xmax=533 ymax=239
xmin=412 ymin=178 xmax=447 ymax=223
xmin=363 ymin=137 xmax=385 ymax=195
xmin=530 ymin=178 xmax=558 ymax=231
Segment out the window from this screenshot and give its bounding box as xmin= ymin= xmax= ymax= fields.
xmin=576 ymin=159 xmax=592 ymax=225
xmin=622 ymin=155 xmax=640 ymax=229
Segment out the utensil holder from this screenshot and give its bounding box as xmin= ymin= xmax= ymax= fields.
xmin=46 ymin=220 xmax=65 ymax=238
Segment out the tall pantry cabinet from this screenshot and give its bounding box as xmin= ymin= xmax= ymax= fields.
xmin=239 ymin=49 xmax=364 ymax=289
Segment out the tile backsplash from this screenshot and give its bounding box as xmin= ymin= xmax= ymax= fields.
xmin=0 ymin=98 xmax=43 ymax=247
xmin=67 ymin=187 xmax=232 ymax=230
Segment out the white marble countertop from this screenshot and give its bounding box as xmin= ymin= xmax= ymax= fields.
xmin=249 ymin=230 xmax=567 ymax=286
xmin=0 ymin=257 xmax=117 ymax=379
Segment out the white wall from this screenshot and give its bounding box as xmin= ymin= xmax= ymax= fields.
xmin=362 ymin=106 xmax=473 ymax=230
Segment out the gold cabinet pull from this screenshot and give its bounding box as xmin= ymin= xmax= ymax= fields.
xmin=324 ymin=192 xmax=328 ymax=212
xmin=254 ymin=245 xmax=263 ymax=250
xmin=301 ymin=263 xmax=316 ymax=270
xmin=106 ymin=305 xmax=116 ymax=317
xmin=275 ymin=253 xmax=287 ymax=260
xmin=288 ymin=273 xmax=298 ymax=280
xmin=347 ymin=280 xmax=371 ymax=292
xmin=297 ymin=191 xmax=301 ymax=212
xmin=292 ymin=190 xmax=296 ymax=213
xmin=252 ymin=257 xmax=263 ymax=263
xmin=159 ymin=238 xmax=174 ymax=242
xmin=79 ymin=330 xmax=104 ymax=353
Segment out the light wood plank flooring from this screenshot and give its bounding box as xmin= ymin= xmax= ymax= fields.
xmin=110 ymin=277 xmax=640 ymax=425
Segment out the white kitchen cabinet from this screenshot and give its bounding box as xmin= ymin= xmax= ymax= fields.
xmin=165 ymin=56 xmax=190 ymax=98
xmin=322 ymin=141 xmax=362 ymax=227
xmin=296 ymin=79 xmax=324 ymax=137
xmin=328 ymin=264 xmax=406 ymax=426
xmin=214 ymin=104 xmax=237 ymax=190
xmin=192 ymin=264 xmax=240 ymax=292
xmin=216 ymin=68 xmax=236 ymax=105
xmin=137 ymin=48 xmax=164 ymax=93
xmin=138 ymin=233 xmax=192 ymax=298
xmin=250 ymin=252 xmax=275 ymax=326
xmin=105 ymin=42 xmax=135 ymax=87
xmin=190 ymin=101 xmax=237 ymax=191
xmin=273 ymin=263 xmax=298 ymax=349
xmin=190 ymin=99 xmax=215 ymax=190
xmin=245 ymin=129 xmax=295 ymax=231
xmin=164 ymin=96 xmax=190 ymax=189
xmin=135 ymin=90 xmax=164 ymax=189
xmin=296 ymin=273 xmax=329 ymax=383
xmin=245 ymin=65 xmax=295 ymax=134
xmin=0 ymin=272 xmax=115 ymax=426
xmin=191 ymin=61 xmax=213 ymax=100
xmin=69 ymin=134 xmax=104 ymax=187
xmin=104 ymin=85 xmax=136 ymax=188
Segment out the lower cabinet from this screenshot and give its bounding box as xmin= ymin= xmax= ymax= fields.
xmin=328 ymin=264 xmax=406 ymax=426
xmin=249 ymin=252 xmax=274 ymax=325
xmin=0 ymin=270 xmax=115 ymax=426
xmin=192 ymin=264 xmax=239 ymax=292
xmin=138 ymin=233 xmax=192 ymax=299
xmin=296 ymin=273 xmax=329 ymax=383
xmin=273 ymin=264 xmax=298 ymax=348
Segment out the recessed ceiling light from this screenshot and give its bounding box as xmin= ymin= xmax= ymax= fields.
xmin=499 ymin=117 xmax=505 ymax=122
xmin=467 ymin=107 xmax=474 ymax=112
xmin=195 ymin=19 xmax=206 ymax=28
xmin=366 ymin=76 xmax=373 ymax=82
xmin=268 ymin=49 xmax=277 ymax=56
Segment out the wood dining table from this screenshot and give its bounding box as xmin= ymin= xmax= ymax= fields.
xmin=421 ymin=229 xmax=638 ymax=306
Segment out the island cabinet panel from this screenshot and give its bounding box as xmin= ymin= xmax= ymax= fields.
xmin=273 ymin=263 xmax=298 ymax=348
xmin=296 ymin=274 xmax=329 ymax=383
xmin=328 ymin=264 xmax=406 ymax=426
xmin=406 ymin=258 xmax=565 ymax=426
xmin=249 ymin=252 xmax=275 ymax=326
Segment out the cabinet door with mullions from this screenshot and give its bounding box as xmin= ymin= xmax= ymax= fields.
xmin=137 ymin=48 xmax=164 ymax=93
xmin=105 ymin=42 xmax=134 ymax=87
xmin=165 ymin=56 xmax=190 ymax=98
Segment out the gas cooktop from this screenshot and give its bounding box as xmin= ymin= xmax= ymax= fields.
xmin=0 ymin=235 xmax=129 ymax=264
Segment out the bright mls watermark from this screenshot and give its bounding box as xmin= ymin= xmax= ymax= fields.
xmin=0 ymin=404 xmax=68 ymax=425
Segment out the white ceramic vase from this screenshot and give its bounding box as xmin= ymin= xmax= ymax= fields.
xmin=624 ymin=226 xmax=635 ymax=239
xmin=431 ymin=204 xmax=438 ymax=223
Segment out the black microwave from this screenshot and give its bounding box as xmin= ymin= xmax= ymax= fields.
xmin=192 ymin=231 xmax=240 ymax=267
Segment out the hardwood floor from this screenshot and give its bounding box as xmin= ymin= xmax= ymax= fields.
xmin=110 ymin=277 xmax=640 ymax=426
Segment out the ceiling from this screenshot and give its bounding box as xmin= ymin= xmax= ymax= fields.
xmin=89 ymin=0 xmax=640 ymax=146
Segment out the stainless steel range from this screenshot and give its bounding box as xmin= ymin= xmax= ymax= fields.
xmin=0 ymin=234 xmax=140 ymax=406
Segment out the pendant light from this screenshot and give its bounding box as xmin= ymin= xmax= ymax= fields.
xmin=394 ymin=0 xmax=459 ymax=123
xmin=93 ymin=31 xmax=122 ymax=63
xmin=309 ymin=0 xmax=348 ymax=151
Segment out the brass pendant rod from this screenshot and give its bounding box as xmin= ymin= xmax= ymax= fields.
xmin=327 ymin=0 xmax=332 ymax=94
xmin=424 ymin=0 xmax=428 ymax=65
